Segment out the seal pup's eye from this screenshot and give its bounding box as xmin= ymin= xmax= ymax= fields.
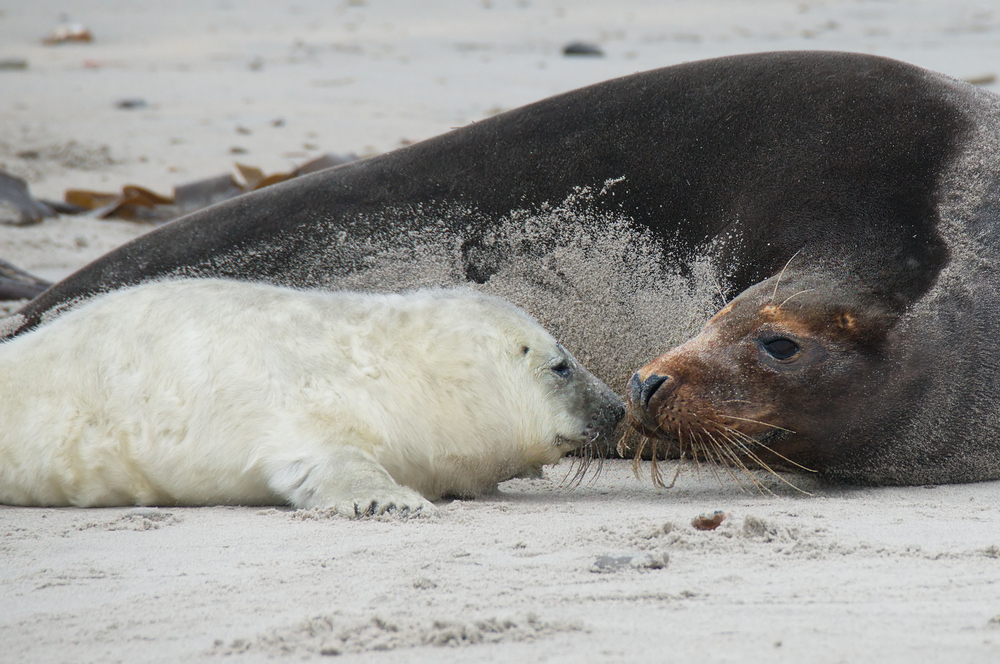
xmin=760 ymin=336 xmax=800 ymax=360
xmin=550 ymin=360 xmax=573 ymax=379
xmin=521 ymin=346 xmax=530 ymax=355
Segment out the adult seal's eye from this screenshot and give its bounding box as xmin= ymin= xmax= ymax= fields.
xmin=761 ymin=337 xmax=800 ymax=360
xmin=551 ymin=360 xmax=573 ymax=379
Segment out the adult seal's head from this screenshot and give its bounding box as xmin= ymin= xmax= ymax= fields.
xmin=627 ymin=265 xmax=1000 ymax=486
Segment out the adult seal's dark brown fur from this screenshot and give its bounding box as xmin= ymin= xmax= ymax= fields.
xmin=6 ymin=51 xmax=1000 ymax=484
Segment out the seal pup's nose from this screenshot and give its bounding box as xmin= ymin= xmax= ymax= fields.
xmin=628 ymin=372 xmax=669 ymax=408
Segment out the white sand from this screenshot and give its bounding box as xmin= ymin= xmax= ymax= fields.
xmin=2 ymin=1 xmax=1000 ymax=662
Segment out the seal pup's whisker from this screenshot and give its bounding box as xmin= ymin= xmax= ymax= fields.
xmin=558 ymin=454 xmax=584 ymax=488
xmin=559 ymin=438 xmax=606 ymax=488
xmin=586 ymin=434 xmax=609 ymax=484
xmin=560 ymin=442 xmax=590 ymax=488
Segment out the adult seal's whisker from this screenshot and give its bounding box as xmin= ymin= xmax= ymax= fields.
xmin=720 ymin=415 xmax=796 ymax=434
xmin=715 ymin=428 xmax=813 ymax=495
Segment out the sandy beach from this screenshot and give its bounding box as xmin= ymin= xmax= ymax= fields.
xmin=2 ymin=1 xmax=1000 ymax=662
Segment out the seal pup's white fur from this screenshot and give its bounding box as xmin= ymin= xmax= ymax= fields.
xmin=0 ymin=279 xmax=622 ymax=515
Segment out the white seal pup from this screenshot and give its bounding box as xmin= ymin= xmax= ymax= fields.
xmin=0 ymin=279 xmax=623 ymax=515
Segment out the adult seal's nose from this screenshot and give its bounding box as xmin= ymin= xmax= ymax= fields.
xmin=628 ymin=372 xmax=670 ymax=408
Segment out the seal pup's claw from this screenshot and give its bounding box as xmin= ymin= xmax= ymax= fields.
xmin=339 ymin=490 xmax=435 ymax=519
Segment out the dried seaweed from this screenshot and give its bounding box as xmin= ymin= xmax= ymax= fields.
xmin=60 ymin=152 xmax=356 ymax=224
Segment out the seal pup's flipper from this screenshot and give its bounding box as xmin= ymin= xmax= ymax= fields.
xmin=265 ymin=445 xmax=434 ymax=517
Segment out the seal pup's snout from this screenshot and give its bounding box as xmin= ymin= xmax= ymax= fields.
xmin=628 ymin=372 xmax=670 ymax=409
xmin=610 ymin=397 xmax=626 ymax=427
xmin=590 ymin=393 xmax=626 ymax=440
xmin=577 ymin=371 xmax=626 ymax=443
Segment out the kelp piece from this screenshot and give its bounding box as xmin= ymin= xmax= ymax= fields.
xmin=234 ymin=163 xmax=292 ymax=191
xmin=65 ymin=185 xmax=178 ymax=223
xmin=57 ymin=153 xmax=359 ymax=223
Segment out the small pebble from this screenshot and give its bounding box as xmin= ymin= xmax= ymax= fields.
xmin=43 ymin=24 xmax=93 ymax=45
xmin=691 ymin=510 xmax=727 ymax=531
xmin=563 ymin=41 xmax=603 ymax=57
xmin=590 ymin=552 xmax=668 ymax=573
xmin=116 ymin=98 xmax=148 ymax=110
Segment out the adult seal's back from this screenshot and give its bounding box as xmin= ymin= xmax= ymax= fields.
xmin=5 ymin=51 xmax=1000 ymax=485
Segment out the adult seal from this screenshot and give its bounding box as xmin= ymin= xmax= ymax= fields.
xmin=0 ymin=279 xmax=623 ymax=512
xmin=5 ymin=51 xmax=1000 ymax=484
